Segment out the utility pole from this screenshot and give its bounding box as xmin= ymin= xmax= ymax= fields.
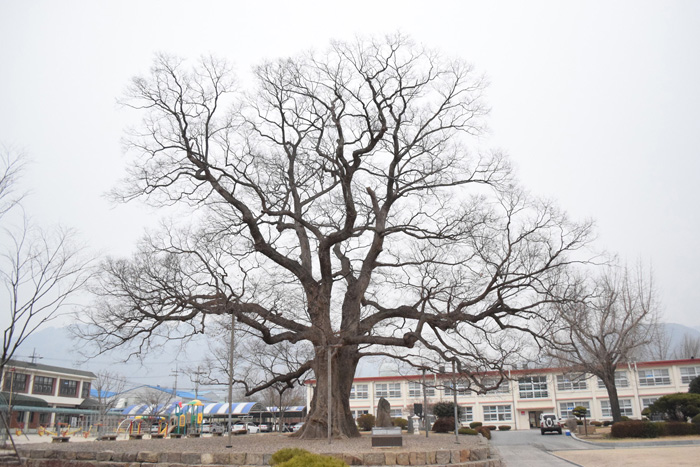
xmin=170 ymin=366 xmax=178 ymax=399
xmin=226 ymin=313 xmax=235 ymax=448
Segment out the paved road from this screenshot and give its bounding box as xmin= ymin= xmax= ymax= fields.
xmin=490 ymin=429 xmax=602 ymax=467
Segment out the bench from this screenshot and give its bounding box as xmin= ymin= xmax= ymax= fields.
xmin=98 ymin=435 xmax=117 ymax=441
xmin=187 ymin=432 xmax=201 ymax=438
xmin=51 ymin=437 xmax=70 ymax=443
xmin=151 ymin=434 xmax=165 ymax=439
xmin=371 ymin=427 xmax=403 ymax=447
xmin=170 ymin=433 xmax=184 ymax=438
xmin=129 ymin=434 xmax=144 ymax=440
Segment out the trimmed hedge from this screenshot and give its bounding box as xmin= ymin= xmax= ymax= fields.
xmin=458 ymin=427 xmax=478 ymax=435
xmin=692 ymin=414 xmax=700 ymax=425
xmin=356 ymin=414 xmax=375 ymax=431
xmin=476 ymin=426 xmax=492 ymax=439
xmin=432 ymin=417 xmax=455 ymax=433
xmin=611 ymin=421 xmax=664 ymax=438
xmin=590 ymin=421 xmax=603 ymax=427
xmin=484 ymin=425 xmax=497 ymax=431
xmin=469 ymin=421 xmax=483 ymax=428
xmin=271 ymin=449 xmax=312 ymax=465
xmin=611 ymin=421 xmax=700 ymax=438
xmin=498 ymin=425 xmax=511 ymax=431
xmin=392 ymin=417 xmax=408 ymax=430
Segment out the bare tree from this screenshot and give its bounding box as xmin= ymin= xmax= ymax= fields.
xmin=76 ymin=35 xmax=593 ymax=438
xmin=1 ymin=150 xmax=92 ymax=377
xmin=549 ymin=264 xmax=659 ymax=422
xmin=637 ymin=323 xmax=673 ymax=361
xmin=92 ymin=370 xmax=127 ymax=434
xmin=673 ymin=334 xmax=700 ymax=359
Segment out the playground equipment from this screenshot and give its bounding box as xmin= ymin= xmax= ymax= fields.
xmin=171 ymin=400 xmax=204 ymax=436
xmin=37 ymin=423 xmax=92 ymax=438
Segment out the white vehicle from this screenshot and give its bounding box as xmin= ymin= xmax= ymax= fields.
xmin=232 ymin=422 xmax=259 ymax=434
xmin=539 ymin=413 xmax=563 ymax=435
xmin=291 ymin=422 xmax=305 ymax=432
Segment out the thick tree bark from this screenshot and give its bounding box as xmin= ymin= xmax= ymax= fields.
xmin=295 ymin=346 xmax=360 ymax=439
xmin=600 ymin=368 xmax=623 ymax=423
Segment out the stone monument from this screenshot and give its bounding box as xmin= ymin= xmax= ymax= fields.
xmin=376 ymin=397 xmax=393 ymax=427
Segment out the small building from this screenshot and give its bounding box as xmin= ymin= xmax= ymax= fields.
xmin=0 ymin=359 xmax=96 ymax=430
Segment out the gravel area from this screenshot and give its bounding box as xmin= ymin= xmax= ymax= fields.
xmin=16 ymin=433 xmax=481 ymax=455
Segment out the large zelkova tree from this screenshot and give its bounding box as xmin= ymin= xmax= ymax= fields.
xmin=549 ymin=264 xmax=658 ymax=422
xmin=1 ymin=148 xmax=92 ymax=377
xmin=75 ymin=35 xmax=592 ymax=439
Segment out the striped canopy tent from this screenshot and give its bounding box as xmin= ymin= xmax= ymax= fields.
xmin=120 ymin=402 xmax=181 ymax=416
xmin=265 ymin=406 xmax=307 ymax=414
xmin=121 ymin=402 xmax=265 ymax=416
xmin=202 ymin=402 xmax=265 ymax=416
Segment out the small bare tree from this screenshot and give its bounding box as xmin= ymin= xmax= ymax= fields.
xmin=92 ymin=370 xmax=127 ymax=434
xmin=550 ymin=263 xmax=659 ymax=422
xmin=1 ymin=149 xmax=92 ymax=377
xmin=674 ymin=334 xmax=700 ymax=360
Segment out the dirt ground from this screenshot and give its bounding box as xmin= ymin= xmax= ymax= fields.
xmin=553 ymin=446 xmax=700 ymax=467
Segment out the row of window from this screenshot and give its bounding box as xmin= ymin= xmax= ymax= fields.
xmin=348 ymin=366 xmax=699 ymax=401
xmin=2 ymin=372 xmax=90 ymax=398
xmin=352 ymin=405 xmax=513 ymax=423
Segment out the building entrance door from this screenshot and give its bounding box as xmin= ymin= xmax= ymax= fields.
xmin=528 ymin=411 xmax=543 ymax=428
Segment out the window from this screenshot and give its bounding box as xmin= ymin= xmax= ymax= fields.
xmin=390 ymin=409 xmax=403 ymax=418
xmin=559 ymin=401 xmax=591 ymax=419
xmin=408 ymin=382 xmax=421 ymax=398
xmin=81 ymin=382 xmax=91 ymax=398
xmin=601 ymin=399 xmax=633 ymax=418
xmin=638 ymin=368 xmax=671 ymax=387
xmin=556 ymin=374 xmax=588 ymax=391
xmin=459 ymin=406 xmax=473 ymax=423
xmin=483 ymin=405 xmax=512 ymax=422
xmin=350 ymin=384 xmax=368 ymax=400
xmin=444 ymin=381 xmax=470 ymax=396
xmin=59 ymin=379 xmax=79 ymax=397
xmin=680 ymin=367 xmax=700 ymax=384
xmin=388 ymin=383 xmax=402 ymax=398
xmin=3 ymin=372 xmax=28 ymax=392
xmin=518 ymin=376 xmax=548 ymax=399
xmin=597 ymin=371 xmax=629 ymax=389
xmin=375 ymin=383 xmax=388 ymax=398
xmin=407 ymin=381 xmax=435 ymax=397
xmin=481 ymin=377 xmax=509 ymax=394
xmin=32 ymin=376 xmax=55 ymax=395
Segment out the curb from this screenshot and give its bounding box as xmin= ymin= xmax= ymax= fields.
xmin=570 ymin=432 xmax=700 ymax=448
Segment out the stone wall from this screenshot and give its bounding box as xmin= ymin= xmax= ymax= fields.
xmin=18 ymin=447 xmax=502 ymax=467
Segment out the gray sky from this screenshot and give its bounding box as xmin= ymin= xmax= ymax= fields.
xmin=2 ymin=0 xmax=699 ymax=331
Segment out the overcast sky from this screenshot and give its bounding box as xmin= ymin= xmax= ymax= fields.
xmin=2 ymin=0 xmax=699 ymax=336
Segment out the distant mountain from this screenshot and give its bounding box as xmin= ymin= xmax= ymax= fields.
xmin=15 ymin=325 xmax=212 ymax=389
xmin=656 ymin=322 xmax=700 ymax=359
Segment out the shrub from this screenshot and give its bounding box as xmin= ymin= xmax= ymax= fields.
xmin=664 ymin=421 xmax=696 ymax=436
xmin=498 ymin=425 xmax=511 ymax=431
xmin=689 ymin=375 xmax=700 ymax=395
xmin=610 ymin=421 xmax=663 ymax=438
xmin=356 ymin=414 xmax=375 ymax=431
xmin=648 ymin=393 xmax=700 ymax=421
xmin=458 ymin=427 xmax=478 ymax=435
xmin=590 ymin=421 xmax=602 ymax=427
xmin=576 ymin=420 xmax=583 ymax=425
xmin=432 ymin=417 xmax=455 ymax=433
xmin=276 ymin=453 xmax=348 ymax=467
xmin=432 ymin=401 xmax=460 ymax=419
xmin=692 ymin=413 xmax=700 ymax=425
xmin=620 ymin=416 xmax=631 ymax=422
xmin=392 ymin=418 xmax=408 ymax=430
xmin=469 ymin=421 xmax=483 ymax=428
xmin=271 ymin=449 xmax=311 ymax=465
xmin=475 ymin=426 xmax=491 ymax=439
xmin=483 ymin=425 xmax=497 ymax=431
xmin=603 ymin=420 xmax=612 ymax=427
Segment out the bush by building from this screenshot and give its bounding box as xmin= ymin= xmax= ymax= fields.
xmin=469 ymin=421 xmax=482 ymax=428
xmin=432 ymin=416 xmax=455 ymax=433
xmin=475 ymin=426 xmax=491 ymax=439
xmin=498 ymin=425 xmax=511 ymax=431
xmin=392 ymin=417 xmax=408 ymax=430
xmin=458 ymin=427 xmax=478 ymax=435
xmin=356 ymin=414 xmax=375 ymax=431
xmin=647 ymin=393 xmax=700 ymax=421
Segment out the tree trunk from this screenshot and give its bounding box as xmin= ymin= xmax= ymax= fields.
xmin=294 ymin=345 xmax=360 ymax=439
xmin=601 ymin=375 xmax=623 ymax=422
